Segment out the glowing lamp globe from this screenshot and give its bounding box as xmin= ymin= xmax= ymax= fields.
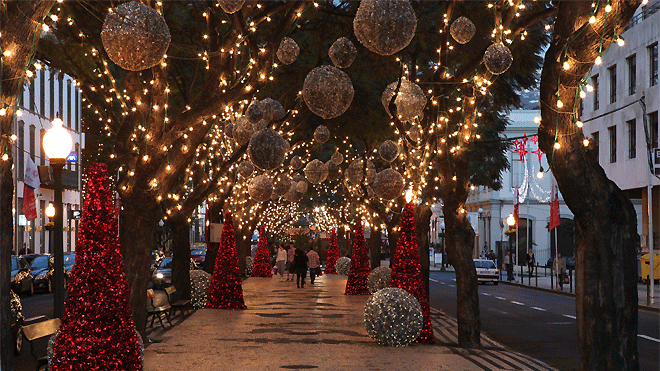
xmin=506 ymin=214 xmax=515 ymax=227
xmin=43 ymin=117 xmax=73 ymax=160
xmin=46 ymin=203 xmax=55 ymax=218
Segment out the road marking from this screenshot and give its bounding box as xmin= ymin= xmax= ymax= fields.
xmin=530 ymin=307 xmax=546 ymax=311
xmin=563 ymin=314 xmax=576 ymax=319
xmin=510 ymin=301 xmax=525 ymax=306
xmin=495 ymin=296 xmax=507 ymax=300
xmin=452 ymin=278 xmax=457 ymax=281
xmin=448 ymin=284 xmax=456 ymax=287
xmin=440 ymin=282 xmax=446 ymax=285
xmin=481 ymin=292 xmax=491 ymax=296
xmin=429 ymin=278 xmax=439 ymax=282
xmin=638 ymin=334 xmax=660 ymax=343
xmin=24 ymin=315 xmax=46 ymax=322
xmin=547 ymin=322 xmax=573 ymax=325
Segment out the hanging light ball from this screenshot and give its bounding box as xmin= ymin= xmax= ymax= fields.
xmin=233 ymin=116 xmax=255 ymax=146
xmin=292 ymin=173 xmax=305 ymax=183
xmin=283 ymin=141 xmax=291 ymax=153
xmin=331 ymin=151 xmax=344 ymax=165
xmin=246 ymin=100 xmax=264 ymax=124
xmin=329 ymin=37 xmax=358 ymax=68
xmin=372 ymin=169 xmax=405 ymax=201
xmin=290 ymin=156 xmax=303 ymax=170
xmin=254 ymin=119 xmax=268 ymax=132
xmin=335 ymin=257 xmax=351 ymax=275
xmin=218 ymin=0 xmax=246 ymax=14
xmin=304 ymin=159 xmax=329 ymax=184
xmin=367 ymin=266 xmax=392 ymax=293
xmin=190 ymin=269 xmax=212 ymax=308
xmin=248 ymin=128 xmax=288 ymax=171
xmin=261 ymin=98 xmax=286 ymax=122
xmin=381 ymin=80 xmax=426 ymax=122
xmin=314 ymin=125 xmax=331 ymax=143
xmin=450 ymin=16 xmax=476 ymax=44
xmin=283 ymin=184 xmax=303 ymax=202
xmin=379 ymin=140 xmax=399 ymax=162
xmin=248 ymin=175 xmax=273 ymax=202
xmin=353 ymin=0 xmax=417 ymax=56
xmin=296 ymin=181 xmax=308 ymax=193
xmin=225 ymin=123 xmax=234 ymax=138
xmin=483 ymin=42 xmax=514 ymax=75
xmin=101 ymin=1 xmax=171 ymax=71
xmin=303 ymin=65 xmax=354 ymax=119
xmin=236 ymin=160 xmax=254 ymax=178
xmin=276 ymin=37 xmax=300 ymax=65
xmin=364 ymin=287 xmax=423 ymax=347
xmin=346 ymin=159 xmax=376 ymax=186
xmin=325 ymin=160 xmax=341 ymax=181
xmin=273 ymin=174 xmax=292 ymax=197
xmin=408 ymin=125 xmax=421 ymax=142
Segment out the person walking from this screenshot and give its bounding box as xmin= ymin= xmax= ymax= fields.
xmin=504 ymin=251 xmax=514 ymax=281
xmin=307 ymin=247 xmax=321 ymax=284
xmin=276 ymin=244 xmax=288 ymax=281
xmin=292 ymin=248 xmax=309 ymax=288
xmin=286 ymin=242 xmax=296 ymax=281
xmin=526 ymin=248 xmax=535 ymax=278
xmin=553 ymin=252 xmax=567 ymax=291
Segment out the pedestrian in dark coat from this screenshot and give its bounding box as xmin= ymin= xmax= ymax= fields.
xmin=292 ymin=248 xmax=309 ymax=288
xmin=526 ymin=248 xmax=535 ymax=277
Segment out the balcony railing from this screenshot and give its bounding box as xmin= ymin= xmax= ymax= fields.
xmin=624 ymin=0 xmax=660 ymax=32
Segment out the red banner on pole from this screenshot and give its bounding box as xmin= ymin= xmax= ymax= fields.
xmin=23 ymin=186 xmax=37 ymax=221
xmin=549 ymin=177 xmax=561 ymax=230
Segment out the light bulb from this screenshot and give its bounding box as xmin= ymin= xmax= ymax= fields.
xmin=563 ymin=61 xmax=570 ymax=70
xmin=554 ymin=142 xmax=561 ymax=149
xmin=586 ymin=84 xmax=594 ymax=92
xmin=583 ymin=138 xmax=590 ymax=147
xmin=605 ymin=4 xmax=612 ymax=12
xmin=576 ymin=121 xmax=584 ymax=128
xmin=589 ymin=16 xmax=596 ymax=24
xmin=595 ymin=56 xmax=602 ymax=65
xmin=580 ymin=90 xmax=587 ymax=99
xmin=557 ymin=100 xmax=564 ymax=108
xmin=617 ymin=38 xmax=625 ymax=47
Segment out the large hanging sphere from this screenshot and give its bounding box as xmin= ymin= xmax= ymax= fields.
xmin=408 ymin=125 xmax=421 ymax=142
xmin=233 ymin=116 xmax=255 ymax=146
xmin=367 ymin=266 xmax=392 ymax=293
xmin=353 ymin=0 xmax=417 ymax=56
xmin=304 ymin=159 xmax=328 ymax=184
xmin=292 ymin=173 xmax=305 ymax=183
xmin=273 ymin=174 xmax=292 ymax=197
xmin=379 ymin=140 xmax=399 ymax=162
xmin=290 ymin=156 xmax=303 ymax=170
xmin=254 ymin=119 xmax=268 ymax=132
xmin=326 ymin=160 xmax=341 ymax=181
xmin=484 ymin=43 xmax=513 ymax=75
xmin=246 ymin=100 xmax=264 ymax=124
xmin=372 ymin=169 xmax=405 ymax=201
xmin=331 ymin=151 xmax=343 ymax=165
xmin=303 ymin=66 xmax=354 ymax=119
xmin=190 ymin=269 xmax=212 ymax=308
xmin=248 ymin=175 xmax=273 ymax=202
xmin=248 ymin=128 xmax=287 ymax=171
xmin=346 ymin=159 xmax=376 ymax=186
xmin=329 ymin=37 xmax=358 ymax=68
xmin=335 ymin=257 xmax=351 ymax=275
xmin=283 ymin=184 xmax=303 ymax=202
xmin=101 ymin=1 xmax=171 ymax=71
xmin=450 ymin=16 xmax=476 ymax=45
xmin=276 ymin=37 xmax=300 ymax=65
xmin=236 ymin=160 xmax=254 ymax=178
xmin=225 ymin=123 xmax=234 ymax=138
xmin=218 ymin=0 xmax=246 ymax=14
xmin=261 ymin=98 xmax=286 ymax=122
xmin=364 ymin=287 xmax=423 ymax=347
xmin=314 ymin=125 xmax=331 ymax=144
xmin=296 ymin=181 xmax=308 ymax=193
xmin=381 ymin=80 xmax=426 ymax=122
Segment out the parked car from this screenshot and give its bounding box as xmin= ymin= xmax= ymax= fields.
xmin=152 ymin=256 xmax=172 ymax=288
xmin=30 ymin=254 xmax=54 ymax=293
xmin=565 ymin=256 xmax=575 ymax=270
xmin=63 ymin=252 xmax=76 ymax=279
xmin=11 ymin=289 xmax=24 ymax=355
xmin=190 ymin=249 xmax=207 ymax=265
xmin=11 ymin=256 xmax=33 ymax=296
xmin=474 ymin=259 xmax=499 ymax=285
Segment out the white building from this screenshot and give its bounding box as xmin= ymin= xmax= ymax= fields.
xmin=13 ymin=64 xmax=84 ymax=254
xmin=581 ymin=0 xmax=659 ymax=253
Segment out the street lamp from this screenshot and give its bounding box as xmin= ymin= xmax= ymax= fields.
xmin=440 ymin=220 xmax=446 ymax=271
xmin=43 ymin=114 xmax=72 ymax=319
xmin=506 ymin=213 xmax=516 ymax=269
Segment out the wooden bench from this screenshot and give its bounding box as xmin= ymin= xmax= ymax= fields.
xmin=147 ymin=289 xmax=171 ymax=328
xmin=21 ymin=318 xmax=61 ymax=371
xmin=164 ymin=286 xmax=192 ymax=317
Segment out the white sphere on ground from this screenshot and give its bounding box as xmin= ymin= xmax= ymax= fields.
xmin=364 ymin=287 xmax=423 ymax=346
xmin=190 ymin=269 xmax=212 ymax=308
xmin=367 ymin=266 xmax=392 ymax=293
xmin=335 ymin=257 xmax=351 ymax=276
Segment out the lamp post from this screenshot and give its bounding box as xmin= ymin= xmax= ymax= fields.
xmin=440 ymin=220 xmax=446 ymax=271
xmin=43 ymin=115 xmax=73 ymax=319
xmin=506 ymin=213 xmax=516 ymax=269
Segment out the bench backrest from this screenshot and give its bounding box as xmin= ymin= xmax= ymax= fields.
xmin=164 ymin=286 xmax=176 ymax=296
xmin=22 ymin=318 xmax=60 ymax=342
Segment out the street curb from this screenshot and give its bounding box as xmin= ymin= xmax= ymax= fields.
xmin=499 ymin=280 xmax=660 ymax=313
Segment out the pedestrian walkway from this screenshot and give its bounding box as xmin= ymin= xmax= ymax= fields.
xmin=144 ymin=274 xmax=558 ymax=370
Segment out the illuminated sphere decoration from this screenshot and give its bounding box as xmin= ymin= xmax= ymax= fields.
xmin=248 ymin=128 xmax=287 ymax=171
xmin=304 ymin=159 xmax=328 ymax=184
xmin=329 ymin=37 xmax=358 ymax=68
xmin=248 ymin=175 xmax=273 ymax=202
xmin=408 ymin=125 xmax=421 ymax=142
xmin=276 ymin=37 xmax=300 ymax=65
xmin=331 ymin=151 xmax=343 ymax=165
xmin=190 ymin=269 xmax=212 ymax=308
xmin=381 ymin=80 xmax=426 ymax=122
xmin=273 ymin=174 xmax=292 ymax=197
xmin=283 ymin=141 xmax=291 ymax=153
xmin=483 ymin=42 xmax=514 ymax=75
xmin=290 ymin=156 xmax=303 ymax=170
xmin=218 ymin=0 xmax=246 ymax=14
xmin=233 ymin=116 xmax=255 ymax=146
xmin=101 ymin=1 xmax=171 ymax=71
xmin=364 ymin=287 xmax=423 ymax=347
xmin=379 ymin=140 xmax=399 ymax=162
xmin=335 ymin=257 xmax=351 ymax=276
xmin=346 ymin=159 xmax=376 ymax=186
xmin=246 ymin=100 xmax=264 ymax=124
xmin=367 ymin=266 xmax=392 ymax=293
xmin=292 ymin=173 xmax=305 ymax=183
xmin=450 ymin=16 xmax=476 ymax=44
xmin=326 ymin=160 xmax=341 ymax=181
xmin=353 ymin=0 xmax=417 ymax=56
xmin=303 ymin=65 xmax=354 ymax=119
xmin=283 ymin=184 xmax=303 ymax=202
xmin=372 ymin=169 xmax=405 ymax=201
xmin=314 ymin=125 xmax=331 ymax=143
xmin=237 ymin=160 xmax=254 ymax=179
xmin=225 ymin=123 xmax=234 ymax=138
xmin=296 ymin=181 xmax=308 ymax=193
xmin=254 ymin=119 xmax=268 ymax=132
xmin=261 ymin=98 xmax=286 ymax=122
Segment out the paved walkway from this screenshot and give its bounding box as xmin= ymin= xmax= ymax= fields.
xmin=144 ymin=274 xmax=558 ymax=371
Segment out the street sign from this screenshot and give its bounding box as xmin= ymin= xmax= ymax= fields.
xmin=66 ymin=151 xmax=78 ymax=162
xmin=654 ymin=148 xmax=660 ymax=164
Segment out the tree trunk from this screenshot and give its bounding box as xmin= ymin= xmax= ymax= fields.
xmin=369 ymin=228 xmax=382 ymax=269
xmin=415 ymin=205 xmax=432 ymax=295
xmin=203 ymin=201 xmax=224 ymax=274
xmin=386 ymin=222 xmax=398 ymax=267
xmin=0 ymin=160 xmax=15 ymax=371
xmin=539 ymin=2 xmax=640 ymax=368
xmin=169 ymin=212 xmax=191 ymax=301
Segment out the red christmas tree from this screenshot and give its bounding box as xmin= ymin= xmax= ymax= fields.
xmin=250 ymin=225 xmax=272 ymax=277
xmin=206 ymin=211 xmax=247 ymax=309
xmin=390 ymin=203 xmax=435 ymax=344
xmin=51 ymin=163 xmax=142 ymax=370
xmin=324 ymin=229 xmax=339 ymax=274
xmin=344 ymin=221 xmax=370 ymax=295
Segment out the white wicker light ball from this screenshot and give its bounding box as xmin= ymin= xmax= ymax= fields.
xmin=450 ymin=16 xmax=476 ymax=44
xmin=296 ymin=181 xmax=308 ymax=193
xmin=248 ymin=128 xmax=287 ymax=171
xmin=190 ymin=269 xmax=212 ymax=308
xmin=246 ymin=100 xmax=264 ymax=124
xmin=261 ymin=98 xmax=286 ymax=122
xmin=290 ymin=156 xmax=303 ymax=170
xmin=346 ymin=159 xmax=376 ymax=186
xmin=276 ymin=37 xmax=300 ymax=65
xmin=379 ymin=140 xmax=399 ymax=162
xmin=292 ymin=173 xmax=305 ymax=183
xmin=225 ymin=123 xmax=234 ymax=138
xmin=273 ymin=174 xmax=292 ymax=197
xmin=218 ymin=0 xmax=246 ymax=14
xmin=381 ymin=80 xmax=426 ymax=122
xmin=304 ymin=159 xmax=328 ymax=184
xmin=314 ymin=125 xmax=331 ymax=144
xmin=364 ymin=287 xmax=423 ymax=347
xmin=254 ymin=119 xmax=268 ymax=132
xmin=101 ymin=1 xmax=171 ymax=71
xmin=233 ymin=116 xmax=255 ymax=146
xmin=329 ymin=37 xmax=358 ymax=68
xmin=372 ymin=169 xmax=405 ymax=201
xmin=367 ymin=266 xmax=392 ymax=293
xmin=283 ymin=184 xmax=303 ymax=202
xmin=303 ymin=65 xmax=354 ymax=119
xmin=248 ymin=175 xmax=273 ymax=202
xmin=353 ymin=0 xmax=417 ymax=56
xmin=408 ymin=125 xmax=421 ymax=142
xmin=325 ymin=160 xmax=341 ymax=181
xmin=236 ymin=160 xmax=254 ymax=178
xmin=484 ymin=42 xmax=514 ymax=75
xmin=335 ymin=257 xmax=351 ymax=276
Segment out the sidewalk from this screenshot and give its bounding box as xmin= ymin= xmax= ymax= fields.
xmin=144 ymin=274 xmax=558 ymax=371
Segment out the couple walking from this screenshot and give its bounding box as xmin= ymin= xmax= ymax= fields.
xmin=275 ymin=243 xmax=321 ymax=288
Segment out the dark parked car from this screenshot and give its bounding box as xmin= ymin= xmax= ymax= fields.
xmin=152 ymin=256 xmax=172 ymax=288
xmin=63 ymin=252 xmax=76 ymax=281
xmin=30 ymin=254 xmax=54 ymax=293
xmin=11 ymin=290 xmax=24 ymax=355
xmin=11 ymin=256 xmax=33 ymax=296
xmin=191 ymin=249 xmax=206 ymax=265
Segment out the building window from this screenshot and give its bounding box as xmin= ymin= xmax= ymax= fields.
xmin=608 ymin=126 xmax=616 ymax=163
xmin=28 ymin=82 xmax=35 ymax=112
xmin=592 ymin=131 xmax=600 ymax=161
xmin=18 ymin=121 xmax=24 ymax=180
xmin=627 ymin=119 xmax=636 ymax=159
xmin=40 ymin=129 xmax=45 ymax=166
xmin=592 ymin=75 xmax=599 ymax=110
xmin=627 ymin=55 xmax=636 ymax=95
xmin=49 ymin=69 xmax=55 ymax=119
xmin=39 ymin=68 xmax=45 ymax=115
xmin=29 ymin=125 xmax=35 ymax=162
xmin=608 ymin=65 xmax=616 ymax=103
xmin=650 ymin=112 xmax=658 ymax=149
xmin=650 ymin=43 xmax=658 ymax=87
xmin=66 ymin=80 xmax=72 ymax=128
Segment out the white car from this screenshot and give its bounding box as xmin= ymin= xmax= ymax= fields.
xmin=474 ymin=259 xmax=499 ymax=285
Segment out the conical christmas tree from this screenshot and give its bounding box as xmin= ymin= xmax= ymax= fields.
xmin=51 ymin=163 xmax=142 ymax=370
xmin=344 ymin=221 xmax=370 ymax=295
xmin=206 ymin=211 xmax=247 ymax=309
xmin=250 ymin=225 xmax=272 ymax=277
xmin=325 ymin=229 xmax=339 ymax=274
xmin=390 ymin=203 xmax=435 ymax=344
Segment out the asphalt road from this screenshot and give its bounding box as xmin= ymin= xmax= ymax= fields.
xmin=429 ymin=271 xmax=660 ymax=371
